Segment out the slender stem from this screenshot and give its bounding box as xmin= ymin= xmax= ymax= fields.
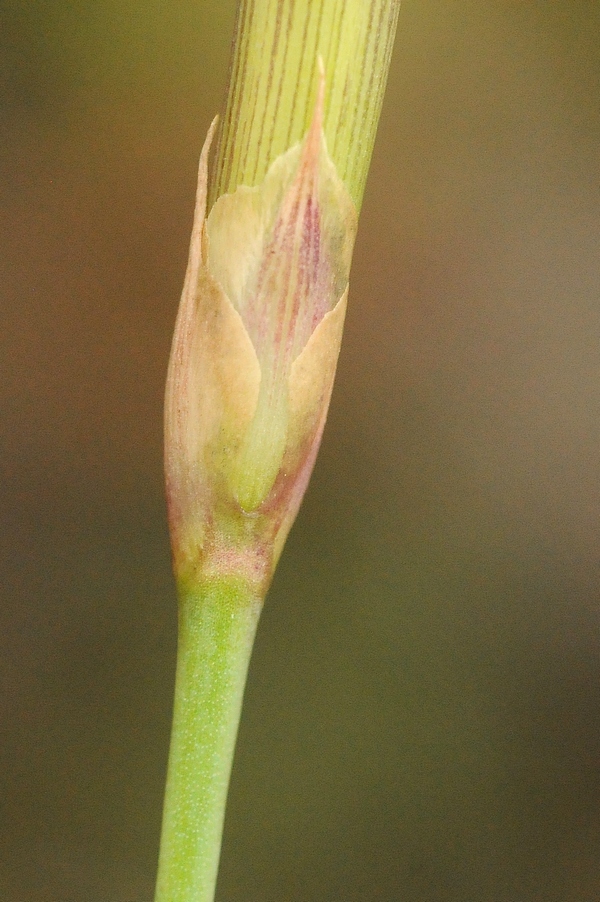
xmin=154 ymin=578 xmax=262 ymax=902
xmin=157 ymin=3 xmax=401 ymax=900
xmin=210 ymin=0 xmax=401 ymax=212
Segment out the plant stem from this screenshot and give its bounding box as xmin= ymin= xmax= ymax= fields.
xmin=154 ymin=578 xmax=262 ymax=902
xmin=210 ymin=0 xmax=401 ymax=212
xmin=157 ymin=3 xmax=401 ymax=900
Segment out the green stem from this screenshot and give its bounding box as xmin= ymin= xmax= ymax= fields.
xmin=157 ymin=3 xmax=401 ymax=900
xmin=154 ymin=578 xmax=262 ymax=902
xmin=210 ymin=0 xmax=401 ymax=212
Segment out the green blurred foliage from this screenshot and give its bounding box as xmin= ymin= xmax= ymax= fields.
xmin=1 ymin=1 xmax=600 ymax=900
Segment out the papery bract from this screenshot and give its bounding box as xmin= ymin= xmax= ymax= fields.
xmin=165 ymin=75 xmax=357 ymax=591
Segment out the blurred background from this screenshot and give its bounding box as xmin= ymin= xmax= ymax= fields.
xmin=1 ymin=1 xmax=600 ymax=899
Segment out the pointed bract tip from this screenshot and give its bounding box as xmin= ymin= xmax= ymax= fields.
xmin=304 ymin=61 xmax=325 ymax=159
xmin=196 ymin=114 xmax=219 ymax=212
xmin=317 ymin=54 xmax=325 ymax=87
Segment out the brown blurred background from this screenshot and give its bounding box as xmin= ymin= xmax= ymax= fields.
xmin=1 ymin=1 xmax=600 ymax=899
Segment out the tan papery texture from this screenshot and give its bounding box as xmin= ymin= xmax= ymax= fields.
xmin=166 ymin=83 xmax=357 ymax=572
xmin=206 ymin=136 xmax=356 ymax=324
xmin=195 ymin=264 xmax=261 ymax=464
xmin=165 ymin=119 xmax=260 ymax=559
xmin=286 ymin=288 xmax=348 ymax=464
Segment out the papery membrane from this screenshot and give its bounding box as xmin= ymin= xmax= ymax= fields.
xmin=165 ymin=77 xmax=358 ymax=582
xmin=206 ymin=76 xmax=357 ymax=511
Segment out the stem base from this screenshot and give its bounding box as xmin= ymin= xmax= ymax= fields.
xmin=154 ymin=578 xmax=261 ymax=902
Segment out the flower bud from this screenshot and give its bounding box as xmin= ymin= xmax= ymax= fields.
xmin=165 ymin=73 xmax=357 ymax=591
